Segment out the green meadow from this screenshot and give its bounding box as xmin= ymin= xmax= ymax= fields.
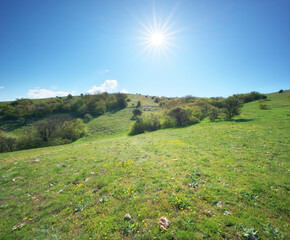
xmin=0 ymin=91 xmax=289 ymax=239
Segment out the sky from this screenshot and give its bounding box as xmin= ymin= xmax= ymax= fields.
xmin=0 ymin=0 xmax=289 ymax=101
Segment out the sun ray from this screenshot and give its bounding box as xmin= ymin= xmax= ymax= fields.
xmin=138 ymin=8 xmax=179 ymax=58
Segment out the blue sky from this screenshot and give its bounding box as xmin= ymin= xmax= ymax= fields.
xmin=0 ymin=0 xmax=289 ymax=101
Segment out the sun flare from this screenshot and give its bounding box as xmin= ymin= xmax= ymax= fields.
xmin=150 ymin=32 xmax=164 ymax=46
xmin=138 ymin=10 xmax=178 ymax=57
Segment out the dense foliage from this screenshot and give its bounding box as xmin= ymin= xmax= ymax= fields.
xmin=0 ymin=114 xmax=87 ymax=153
xmin=0 ymin=93 xmax=128 ymax=152
xmin=0 ymin=93 xmax=128 ymax=120
xmin=129 ymin=92 xmax=266 ymax=135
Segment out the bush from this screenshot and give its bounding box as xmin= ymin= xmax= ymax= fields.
xmin=115 ymin=93 xmax=128 ymax=108
xmin=0 ymin=131 xmax=18 ymax=153
xmin=61 ymin=118 xmax=87 ymax=141
xmin=33 ymin=114 xmax=86 ymax=145
xmin=222 ymin=96 xmax=243 ymax=120
xmin=208 ymin=107 xmax=219 ymax=122
xmin=236 ymin=91 xmax=267 ymax=103
xmin=132 ymin=109 xmax=142 ymax=117
xmin=168 ymin=107 xmax=194 ymax=127
xmin=34 ymin=114 xmax=71 ymax=142
xmin=129 ymin=114 xmax=161 ymax=135
xmin=258 ymin=100 xmax=268 ymax=110
xmin=137 ymin=101 xmax=141 ymax=108
xmin=17 ymin=129 xmax=41 ymax=150
xmin=161 ymin=116 xmax=177 ymax=129
xmin=129 ymin=118 xmax=147 ymax=135
xmin=95 ymin=102 xmax=106 ymax=116
xmin=84 ymin=113 xmax=92 ymax=122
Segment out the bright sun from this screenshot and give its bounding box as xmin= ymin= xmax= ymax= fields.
xmin=138 ymin=10 xmax=178 ymax=57
xmin=150 ymin=32 xmax=164 ymax=46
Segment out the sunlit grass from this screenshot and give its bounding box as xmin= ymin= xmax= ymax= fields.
xmin=0 ymin=91 xmax=289 ymax=239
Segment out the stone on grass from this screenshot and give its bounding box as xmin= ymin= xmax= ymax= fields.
xmin=124 ymin=213 xmax=132 ymax=221
xmin=12 ymin=222 xmax=25 ymax=231
xmin=158 ymin=216 xmax=171 ymax=229
xmin=216 ymin=201 xmax=222 ymax=207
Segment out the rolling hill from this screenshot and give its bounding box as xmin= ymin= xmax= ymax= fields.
xmin=0 ymin=91 xmax=289 ymax=239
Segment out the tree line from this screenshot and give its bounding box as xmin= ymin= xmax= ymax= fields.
xmin=129 ymin=91 xmax=267 ymax=135
xmin=0 ymin=93 xmax=128 ymax=120
xmin=0 ymin=93 xmax=128 ymax=153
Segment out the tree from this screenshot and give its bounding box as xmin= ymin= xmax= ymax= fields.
xmin=67 ymin=94 xmax=73 ymax=100
xmin=222 ymin=96 xmax=243 ymax=120
xmin=167 ymin=107 xmax=197 ymax=126
xmin=136 ymin=100 xmax=141 ymax=108
xmin=132 ymin=108 xmax=142 ymax=117
xmin=208 ymin=106 xmax=219 ymax=122
xmin=115 ymin=93 xmax=128 ymax=108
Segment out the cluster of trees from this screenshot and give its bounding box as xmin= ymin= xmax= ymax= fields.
xmin=129 ymin=92 xmax=266 ymax=135
xmin=0 ymin=114 xmax=87 ymax=153
xmin=0 ymin=93 xmax=128 ymax=153
xmin=0 ymin=93 xmax=128 ymax=120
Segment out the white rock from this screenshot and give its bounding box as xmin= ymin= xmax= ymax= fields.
xmin=159 ymin=216 xmax=171 ymax=229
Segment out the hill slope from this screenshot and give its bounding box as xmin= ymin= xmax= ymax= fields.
xmin=0 ymin=91 xmax=289 ymax=239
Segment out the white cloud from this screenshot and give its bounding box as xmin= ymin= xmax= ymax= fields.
xmin=0 ymin=86 xmax=4 ymax=89
xmin=120 ymin=89 xmax=128 ymax=93
xmin=87 ymin=80 xmax=118 ymax=94
xmin=105 ymin=69 xmax=109 ymax=72
xmin=28 ymin=88 xmax=70 ymax=99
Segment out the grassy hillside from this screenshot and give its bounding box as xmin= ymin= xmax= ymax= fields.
xmin=0 ymin=91 xmax=289 ymax=239
xmin=0 ymin=94 xmax=158 ymax=140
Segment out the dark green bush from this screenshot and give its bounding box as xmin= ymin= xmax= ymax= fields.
xmin=129 ymin=114 xmax=161 ymax=135
xmin=2 ymin=93 xmax=128 ymax=120
xmin=0 ymin=131 xmax=18 ymax=153
xmin=95 ymin=102 xmax=106 ymax=116
xmin=132 ymin=109 xmax=142 ymax=117
xmin=136 ymin=101 xmax=141 ymax=108
xmin=208 ymin=107 xmax=220 ymax=122
xmin=129 ymin=118 xmax=147 ymax=135
xmin=168 ymin=107 xmax=195 ymax=127
xmin=160 ymin=116 xmax=176 ymax=129
xmin=33 ymin=114 xmax=86 ymax=145
xmin=84 ymin=113 xmax=92 ymax=122
xmin=236 ymin=91 xmax=267 ymax=103
xmin=222 ymin=96 xmax=243 ymax=120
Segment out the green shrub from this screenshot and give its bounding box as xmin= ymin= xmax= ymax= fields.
xmin=222 ymin=96 xmax=243 ymax=120
xmin=161 ymin=116 xmax=176 ymax=129
xmin=17 ymin=130 xmax=41 ymax=150
xmin=129 ymin=114 xmax=161 ymax=135
xmin=84 ymin=113 xmax=92 ymax=122
xmin=115 ymin=93 xmax=128 ymax=108
xmin=95 ymin=102 xmax=106 ymax=116
xmin=168 ymin=107 xmax=195 ymax=126
xmin=33 ymin=114 xmax=86 ymax=145
xmin=129 ymin=118 xmax=147 ymax=135
xmin=61 ymin=118 xmax=87 ymax=141
xmin=0 ymin=131 xmax=18 ymax=153
xmin=258 ymin=100 xmax=268 ymax=110
xmin=190 ymin=107 xmax=206 ymax=121
xmin=146 ymin=114 xmax=161 ymax=131
xmin=208 ymin=107 xmax=219 ymax=122
xmin=132 ymin=109 xmax=142 ymax=117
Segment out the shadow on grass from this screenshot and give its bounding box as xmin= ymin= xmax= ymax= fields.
xmin=233 ymin=119 xmax=253 ymax=123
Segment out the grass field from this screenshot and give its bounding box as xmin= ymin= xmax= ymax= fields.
xmin=0 ymin=91 xmax=289 ymax=239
